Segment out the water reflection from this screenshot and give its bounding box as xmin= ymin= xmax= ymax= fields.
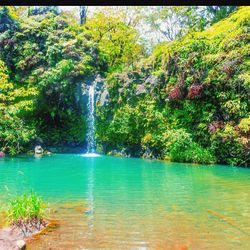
xmin=86 ymin=157 xmax=94 ymax=237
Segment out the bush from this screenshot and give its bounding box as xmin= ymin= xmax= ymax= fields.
xmin=167 ymin=129 xmax=215 ymax=164
xmin=210 ymin=123 xmax=249 ymax=166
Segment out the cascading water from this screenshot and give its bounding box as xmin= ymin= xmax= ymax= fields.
xmin=81 ymin=82 xmax=100 ymax=157
xmin=86 ymin=84 xmax=96 ymax=154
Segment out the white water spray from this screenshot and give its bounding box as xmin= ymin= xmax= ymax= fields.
xmin=86 ymin=84 xmax=96 ymax=154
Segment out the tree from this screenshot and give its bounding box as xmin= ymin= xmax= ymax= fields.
xmin=0 ymin=6 xmax=19 ymax=33
xmin=145 ymin=7 xmax=206 ymax=41
xmin=29 ymin=6 xmax=60 ymax=16
xmin=60 ymin=7 xmax=78 ymax=26
xmin=80 ymin=6 xmax=87 ymax=26
xmin=13 ymin=6 xmax=28 ymax=18
xmin=86 ymin=12 xmax=143 ymax=72
xmin=145 ymin=6 xmax=238 ymax=42
xmin=206 ymin=6 xmax=238 ymax=24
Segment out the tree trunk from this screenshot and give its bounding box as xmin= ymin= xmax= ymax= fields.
xmin=80 ymin=6 xmax=87 ymax=26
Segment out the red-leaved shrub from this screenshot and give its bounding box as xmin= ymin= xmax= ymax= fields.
xmin=187 ymin=84 xmax=203 ymax=99
xmin=169 ymin=86 xmax=182 ymax=100
xmin=208 ymin=121 xmax=224 ymax=133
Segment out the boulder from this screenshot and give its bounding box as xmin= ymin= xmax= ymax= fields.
xmin=16 ymin=240 xmax=26 ymax=250
xmin=34 ymin=145 xmax=43 ymax=154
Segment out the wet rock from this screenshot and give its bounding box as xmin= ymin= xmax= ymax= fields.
xmin=99 ymin=89 xmax=109 ymax=106
xmin=135 ymin=84 xmax=147 ymax=95
xmin=81 ymin=83 xmax=88 ymax=96
xmin=44 ymin=150 xmax=52 ymax=155
xmin=145 ymin=75 xmax=158 ymax=86
xmin=118 ymin=88 xmax=123 ymax=94
xmin=0 ymin=218 xmax=54 ymax=250
xmin=142 ymin=148 xmax=154 ymax=159
xmin=16 ymin=240 xmax=26 ymax=250
xmin=84 ymin=209 xmax=93 ymax=215
xmin=34 ymin=145 xmax=43 ymax=154
xmin=107 ymin=149 xmax=130 ymax=158
xmin=94 ymin=74 xmax=104 ymax=91
xmin=36 ymin=137 xmax=44 ymax=145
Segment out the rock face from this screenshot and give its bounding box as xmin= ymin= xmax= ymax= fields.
xmin=144 ymin=75 xmax=158 ymax=85
xmin=99 ymin=89 xmax=109 ymax=106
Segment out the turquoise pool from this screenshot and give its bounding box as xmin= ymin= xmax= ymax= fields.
xmin=0 ymin=154 xmax=249 ymax=249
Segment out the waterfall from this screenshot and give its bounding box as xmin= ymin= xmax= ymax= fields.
xmin=86 ymin=84 xmax=96 ymax=153
xmin=81 ymin=81 xmax=100 ymax=157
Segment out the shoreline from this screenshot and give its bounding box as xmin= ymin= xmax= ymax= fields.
xmin=0 ymin=219 xmax=58 ymax=250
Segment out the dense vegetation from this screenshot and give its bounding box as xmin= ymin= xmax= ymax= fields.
xmin=0 ymin=6 xmax=141 ymax=154
xmin=95 ymin=7 xmax=250 ymax=166
xmin=0 ymin=6 xmax=249 ymax=166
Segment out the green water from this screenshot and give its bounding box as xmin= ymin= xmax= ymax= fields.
xmin=0 ymin=154 xmax=250 ymax=249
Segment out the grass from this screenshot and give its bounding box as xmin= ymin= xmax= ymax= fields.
xmin=6 ymin=192 xmax=47 ymax=225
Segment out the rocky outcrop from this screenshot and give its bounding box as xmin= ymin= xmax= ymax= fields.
xmin=102 ymin=71 xmax=159 ymax=98
xmin=81 ymin=74 xmax=110 ymax=108
xmin=145 ymin=75 xmax=158 ymax=87
xmin=135 ymin=84 xmax=147 ymax=95
xmin=99 ymin=89 xmax=109 ymax=106
xmin=34 ymin=146 xmax=52 ymax=156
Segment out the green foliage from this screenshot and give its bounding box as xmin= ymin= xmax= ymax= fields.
xmin=0 ymin=5 xmax=248 ymax=167
xmin=145 ymin=6 xmax=238 ymax=42
xmin=206 ymin=6 xmax=238 ymax=25
xmin=0 ymin=6 xmax=145 ymax=154
xmin=6 ymin=192 xmax=46 ymax=224
xmin=0 ymin=60 xmax=35 ymax=154
xmin=239 ymin=116 xmax=250 ymax=133
xmin=210 ymin=123 xmax=249 ymax=166
xmin=166 ymin=129 xmax=215 ymax=164
xmin=0 ymin=111 xmax=35 ymax=155
xmin=29 ymin=6 xmax=60 ymax=16
xmin=0 ymin=6 xmax=19 ymax=33
xmin=86 ymin=12 xmax=143 ymax=73
xmin=96 ymin=7 xmax=250 ymax=166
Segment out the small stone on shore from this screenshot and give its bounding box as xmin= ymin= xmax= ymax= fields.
xmin=16 ymin=240 xmax=26 ymax=250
